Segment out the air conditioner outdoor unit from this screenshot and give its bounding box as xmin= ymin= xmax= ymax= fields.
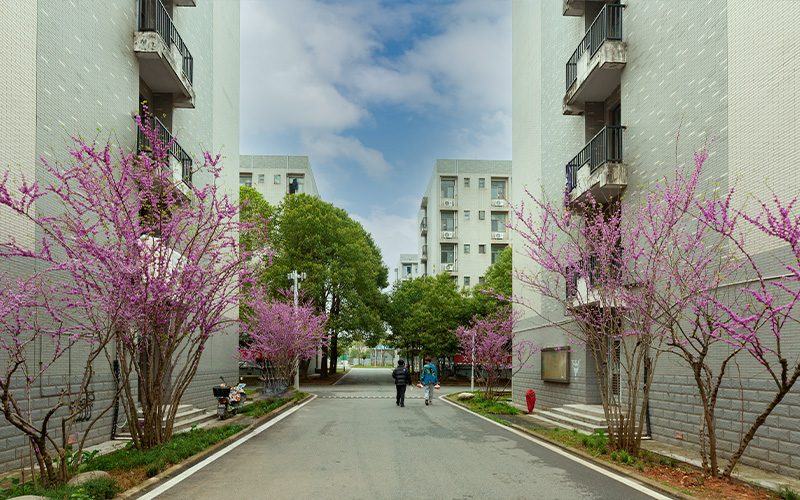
xmin=444 ymin=264 xmax=454 ymax=271
xmin=492 ymin=200 xmax=505 ymax=207
xmin=443 ymin=231 xmax=454 ymax=239
xmin=443 ymin=200 xmax=454 ymax=207
xmin=493 ymin=232 xmax=504 ymax=239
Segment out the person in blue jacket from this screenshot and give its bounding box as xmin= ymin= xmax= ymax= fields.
xmin=420 ymin=357 xmax=438 ymax=406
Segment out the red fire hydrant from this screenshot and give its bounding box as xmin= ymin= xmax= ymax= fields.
xmin=525 ymin=389 xmax=536 ymax=413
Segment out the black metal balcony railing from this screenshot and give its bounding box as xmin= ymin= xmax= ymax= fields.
xmin=139 ymin=0 xmax=194 ymax=85
xmin=137 ymin=116 xmax=193 ymax=186
xmin=566 ymin=249 xmax=623 ymax=299
xmin=566 ymin=3 xmax=623 ymax=91
xmin=420 ymin=217 xmax=428 ymax=234
xmin=566 ymin=126 xmax=624 ymax=194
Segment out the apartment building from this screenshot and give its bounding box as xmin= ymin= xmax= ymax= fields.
xmin=512 ymin=0 xmax=800 ymax=475
xmin=0 ymin=0 xmax=240 ymax=472
xmin=395 ymin=253 xmax=421 ymax=283
xmin=418 ymin=159 xmax=512 ymax=288
xmin=239 ymin=155 xmax=320 ymax=203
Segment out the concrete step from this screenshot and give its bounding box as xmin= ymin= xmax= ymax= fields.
xmin=534 ymin=410 xmax=605 ymax=435
xmin=548 ymin=406 xmax=608 ymax=427
xmin=114 ymin=404 xmax=215 ymax=440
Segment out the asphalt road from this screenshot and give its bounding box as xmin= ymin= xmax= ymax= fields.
xmin=138 ymin=368 xmax=676 ymax=500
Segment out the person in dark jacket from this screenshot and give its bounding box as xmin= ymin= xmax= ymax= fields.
xmin=392 ymin=359 xmax=411 ymax=407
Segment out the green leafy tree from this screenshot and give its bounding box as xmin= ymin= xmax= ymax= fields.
xmin=471 ymin=246 xmax=512 ymax=317
xmin=260 ymin=194 xmax=388 ymax=377
xmin=239 ymin=186 xmax=276 ymax=256
xmin=387 ymin=274 xmax=470 ymax=367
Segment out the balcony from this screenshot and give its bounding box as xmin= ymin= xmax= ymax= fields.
xmin=135 ymin=0 xmax=196 ymax=108
xmin=421 ymin=245 xmax=428 ymax=261
xmin=566 ymin=250 xmax=623 ymax=307
xmin=420 ymin=217 xmax=428 ymax=235
xmin=440 ymin=229 xmax=457 ymax=241
xmin=137 ymin=116 xmax=193 ymax=189
xmin=563 ymin=0 xmax=606 ymax=17
xmin=566 ymin=126 xmax=626 ymax=207
xmin=563 ymin=4 xmax=625 ymax=115
xmin=441 ymin=262 xmax=457 ymax=274
xmin=440 ymin=197 xmax=457 ymax=208
xmin=490 ymin=231 xmax=507 ymax=242
xmin=165 ymin=0 xmax=196 ymax=6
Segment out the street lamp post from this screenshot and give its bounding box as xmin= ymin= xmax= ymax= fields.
xmin=470 ymin=330 xmax=475 ymax=392
xmin=287 ymin=270 xmax=306 ymax=391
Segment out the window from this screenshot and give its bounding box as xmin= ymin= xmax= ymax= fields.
xmin=258 ymin=174 xmax=265 ymax=184
xmin=239 ymin=173 xmax=252 ymax=187
xmin=464 ymin=244 xmax=470 ymax=254
xmin=479 ymin=210 xmax=485 ymax=220
xmin=479 ymin=244 xmax=486 ymax=254
xmin=464 ymin=210 xmax=470 ymax=220
xmin=441 ymin=212 xmax=455 ymax=231
xmin=404 ymin=264 xmax=412 ymax=275
xmin=491 ymin=180 xmax=506 ymax=199
xmin=274 ymin=174 xmax=281 ymax=184
xmin=479 ymin=276 xmax=485 ymax=284
xmin=441 ymin=178 xmax=455 ymax=199
xmin=441 ymin=244 xmax=455 ymax=264
xmin=478 ymin=178 xmax=485 ymax=188
xmin=491 ymin=212 xmax=506 ymax=232
xmin=288 ymin=176 xmax=304 ymax=194
xmin=464 ymin=276 xmax=470 ymax=287
xmin=464 ymin=178 xmax=470 ymax=187
xmin=491 ymin=245 xmax=505 ymax=264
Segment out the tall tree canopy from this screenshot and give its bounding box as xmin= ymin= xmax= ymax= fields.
xmin=387 ymin=274 xmax=471 ymax=363
xmin=254 ymin=193 xmax=388 ymax=377
xmin=471 ymin=246 xmax=513 ymax=317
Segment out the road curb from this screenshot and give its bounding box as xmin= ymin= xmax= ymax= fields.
xmin=443 ymin=395 xmax=694 ymax=500
xmin=118 ymin=394 xmax=315 ymax=500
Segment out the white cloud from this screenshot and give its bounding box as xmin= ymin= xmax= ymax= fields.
xmin=350 ymin=207 xmax=419 ymax=283
xmin=301 ymin=132 xmax=391 ymax=180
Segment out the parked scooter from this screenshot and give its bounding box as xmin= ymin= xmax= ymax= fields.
xmin=213 ymin=377 xmax=247 ymax=419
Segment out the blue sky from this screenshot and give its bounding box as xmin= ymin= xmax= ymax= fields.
xmin=240 ymin=0 xmax=511 ymax=277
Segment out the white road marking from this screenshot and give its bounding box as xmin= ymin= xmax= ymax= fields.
xmin=441 ymin=396 xmax=675 ymax=500
xmin=137 ymin=395 xmax=317 ymax=500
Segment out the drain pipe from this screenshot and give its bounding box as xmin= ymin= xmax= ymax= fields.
xmin=644 ymin=356 xmax=652 ymax=438
xmin=110 ymin=359 xmax=120 ymax=440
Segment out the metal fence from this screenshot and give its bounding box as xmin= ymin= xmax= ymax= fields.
xmin=139 ymin=0 xmax=194 ymax=85
xmin=137 ymin=116 xmax=193 ymax=186
xmin=566 ymin=126 xmax=624 ymax=194
xmin=566 ymin=3 xmax=623 ymax=91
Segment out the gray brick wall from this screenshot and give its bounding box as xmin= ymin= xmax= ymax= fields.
xmin=0 ymin=0 xmax=241 ymax=474
xmin=512 ymin=0 xmax=800 ymax=476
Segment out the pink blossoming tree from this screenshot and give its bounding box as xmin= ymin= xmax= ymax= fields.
xmin=455 ymin=306 xmax=537 ymax=400
xmin=0 ymin=111 xmax=267 ymax=451
xmin=238 ymin=289 xmax=328 ymax=393
xmin=0 ymin=274 xmax=117 ymax=486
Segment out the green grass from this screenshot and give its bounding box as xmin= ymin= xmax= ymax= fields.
xmin=84 ymin=424 xmax=245 ymax=477
xmin=239 ymin=391 xmax=307 ymax=418
xmin=779 ymin=487 xmax=800 ymax=500
xmin=455 ymin=393 xmax=523 ymax=416
xmin=0 ymin=476 xmax=119 ymax=500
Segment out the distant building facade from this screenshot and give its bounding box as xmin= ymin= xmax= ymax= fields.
xmin=239 ymin=155 xmax=319 ymax=204
xmin=395 ymin=253 xmax=421 ymax=283
xmin=417 ymin=159 xmax=512 ymax=288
